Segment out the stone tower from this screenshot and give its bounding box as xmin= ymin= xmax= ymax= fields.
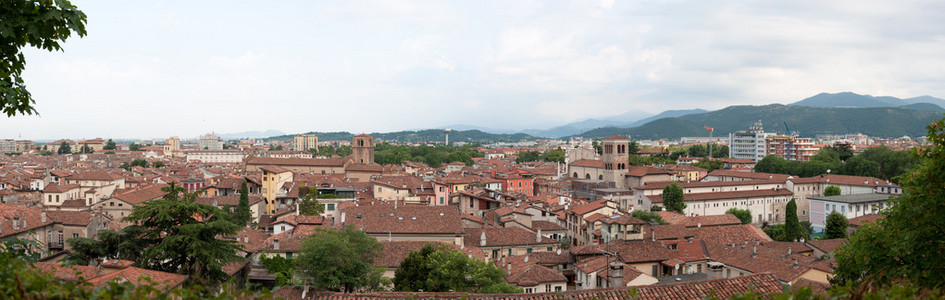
xmin=601 ymin=135 xmax=630 ymax=187
xmin=352 ymin=134 xmax=375 ymax=164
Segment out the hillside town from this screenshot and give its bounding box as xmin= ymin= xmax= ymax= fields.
xmin=0 ymin=126 xmax=909 ymax=298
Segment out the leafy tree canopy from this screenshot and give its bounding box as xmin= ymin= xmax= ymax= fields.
xmin=834 ymin=117 xmax=945 ymax=288
xmin=394 ymin=243 xmax=521 ymax=294
xmin=295 ymin=225 xmax=385 ymax=292
xmin=297 ymin=186 xmax=325 ymax=216
xmin=1 ymin=0 xmax=87 ymax=116
xmin=824 ymin=211 xmax=848 ymax=239
xmin=662 ymin=183 xmax=686 ymax=214
xmin=66 ymin=183 xmax=243 ymax=287
xmin=726 ymin=208 xmax=753 ymax=224
xmin=824 ymin=185 xmax=841 ymax=196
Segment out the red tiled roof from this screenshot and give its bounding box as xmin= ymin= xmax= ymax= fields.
xmin=43 ymin=183 xmax=81 ymax=193
xmin=806 ymin=238 xmax=848 ymax=254
xmin=626 ymin=166 xmax=673 ymax=177
xmin=66 ymin=171 xmax=122 ymax=181
xmin=848 ymin=214 xmax=884 ymax=227
xmin=45 ymin=210 xmax=93 ymax=226
xmin=635 ymin=179 xmax=785 ymax=191
xmin=87 ymin=267 xmax=188 ymax=292
xmin=601 ymin=135 xmax=629 ymax=140
xmin=288 ymin=273 xmax=782 ymax=299
xmin=245 ymin=156 xmax=345 ymax=167
xmin=344 ymin=204 xmax=463 ymax=235
xmin=569 ymin=159 xmax=605 ymax=169
xmin=112 ymin=184 xmax=168 ymax=205
xmin=706 ymin=170 xmax=792 ymax=181
xmin=464 ymin=227 xmax=557 ymax=248
xmin=33 ymin=262 xmax=99 ymax=282
xmin=647 ymin=188 xmax=793 ymax=203
xmin=790 ymin=174 xmax=891 ymax=187
xmin=691 ymin=224 xmax=772 ymax=245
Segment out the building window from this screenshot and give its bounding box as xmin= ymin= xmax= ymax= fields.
xmin=545 ymin=284 xmax=552 ymax=292
xmin=439 ymin=197 xmax=444 ymax=204
xmin=326 ymin=204 xmax=335 ymax=211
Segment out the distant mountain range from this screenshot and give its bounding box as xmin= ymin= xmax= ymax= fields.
xmin=790 ymin=92 xmax=945 ymax=109
xmin=575 ymin=104 xmax=943 ymax=139
xmin=266 ymin=129 xmax=537 ymax=143
xmin=262 ymin=92 xmax=944 ymax=142
xmin=216 ymin=130 xmax=286 ymax=140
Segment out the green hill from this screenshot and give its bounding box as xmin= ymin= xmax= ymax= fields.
xmin=576 ymin=104 xmax=945 ymax=139
xmin=265 ymin=129 xmax=537 ymax=143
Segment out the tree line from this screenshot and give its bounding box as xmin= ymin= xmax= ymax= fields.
xmin=755 ymin=144 xmax=919 ymax=182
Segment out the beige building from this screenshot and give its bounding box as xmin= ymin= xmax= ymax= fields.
xmin=466 ymin=227 xmax=559 ymax=261
xmin=42 ymin=183 xmax=82 ymax=207
xmin=164 ymin=136 xmax=181 ymax=157
xmin=185 ymin=150 xmax=247 ymax=163
xmin=260 ymin=166 xmax=294 ymax=214
xmin=293 ymin=134 xmax=318 ymax=152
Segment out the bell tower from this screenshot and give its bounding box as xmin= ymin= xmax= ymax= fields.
xmin=352 ymin=134 xmax=375 ymax=164
xmin=601 ymin=135 xmax=630 ymax=187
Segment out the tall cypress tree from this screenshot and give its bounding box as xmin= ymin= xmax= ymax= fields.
xmin=234 ymin=181 xmax=252 ymax=226
xmin=784 ymin=198 xmax=801 ymax=241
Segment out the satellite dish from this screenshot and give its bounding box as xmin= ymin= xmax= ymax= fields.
xmin=557 ymin=249 xmax=562 ymax=255
xmin=524 ymin=256 xmax=529 ymax=263
xmin=674 ymin=264 xmax=680 ymax=271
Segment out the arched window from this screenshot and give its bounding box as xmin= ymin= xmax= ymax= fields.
xmin=598 ymin=175 xmax=603 ymax=180
xmin=585 ymin=174 xmax=591 ymax=179
xmin=573 ymin=172 xmax=579 ymax=178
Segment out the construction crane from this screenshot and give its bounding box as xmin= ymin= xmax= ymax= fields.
xmin=784 ymin=122 xmax=791 ymax=135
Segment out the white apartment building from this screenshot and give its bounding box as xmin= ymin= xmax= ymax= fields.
xmin=729 ymin=121 xmax=775 ymax=162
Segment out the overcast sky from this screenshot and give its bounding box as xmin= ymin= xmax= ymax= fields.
xmin=3 ymin=0 xmax=944 ymax=140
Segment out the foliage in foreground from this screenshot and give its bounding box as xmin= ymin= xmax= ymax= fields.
xmin=393 ymin=243 xmax=522 ymax=294
xmin=1 ymin=238 xmax=269 ymax=299
xmin=295 ymin=225 xmax=386 ymax=292
xmin=833 ymin=117 xmax=945 ymax=289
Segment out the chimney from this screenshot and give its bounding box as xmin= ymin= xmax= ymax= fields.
xmin=751 ymin=244 xmax=757 ymax=258
xmin=536 ymin=229 xmax=542 ymax=243
xmin=787 ymin=247 xmax=792 ymax=255
xmin=792 ymin=258 xmax=799 ymax=269
xmin=609 ymin=262 xmax=625 ymax=288
xmin=243 ymin=235 xmax=249 ymax=243
xmin=41 ymin=212 xmax=47 ymax=223
xmin=12 ymin=218 xmax=19 ymax=230
xmin=212 ymin=198 xmax=218 ymax=207
xmin=480 ymin=231 xmax=487 ymax=247
xmin=273 ymin=238 xmax=280 ymax=250
xmin=707 ymin=262 xmax=725 ymax=279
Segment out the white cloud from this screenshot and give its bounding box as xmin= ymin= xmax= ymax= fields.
xmin=209 ymin=51 xmax=262 ymax=69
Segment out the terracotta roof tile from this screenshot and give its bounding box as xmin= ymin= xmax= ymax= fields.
xmin=344 ymin=204 xmax=463 ymax=235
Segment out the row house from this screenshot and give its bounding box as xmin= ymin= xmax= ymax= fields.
xmin=632 ymin=179 xmax=786 ymax=212
xmin=648 ymin=188 xmax=795 ymax=223
xmin=565 ymin=198 xmax=618 ymax=246
xmin=431 ymin=175 xmax=503 ymax=206
xmin=370 ymin=176 xmax=433 ymax=205
xmin=464 ymin=227 xmax=559 ymax=261
xmin=786 ymin=174 xmax=897 ymax=222
xmin=808 ymin=193 xmax=893 ymax=234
